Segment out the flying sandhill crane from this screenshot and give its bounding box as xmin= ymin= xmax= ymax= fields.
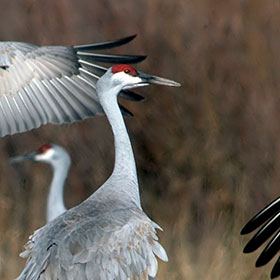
xmin=241 ymin=197 xmax=280 ymax=279
xmin=0 ymin=35 xmax=145 ymax=137
xmin=9 ymin=144 xmax=70 ymax=222
xmin=16 ymin=65 xmax=180 ymax=280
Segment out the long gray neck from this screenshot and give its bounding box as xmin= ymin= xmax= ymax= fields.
xmin=96 ymin=87 xmax=140 ymax=207
xmin=47 ymin=164 xmax=68 ymax=222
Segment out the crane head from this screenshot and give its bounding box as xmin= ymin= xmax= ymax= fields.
xmin=8 ymin=144 xmax=54 ymax=164
xmin=8 ymin=144 xmax=71 ymax=168
xmin=97 ymin=64 xmax=181 ymax=94
xmin=33 ymin=144 xmax=55 ymax=161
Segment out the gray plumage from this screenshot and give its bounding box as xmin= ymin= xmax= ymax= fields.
xmin=0 ymin=35 xmax=145 ymax=137
xmin=19 ymin=201 xmax=165 ymax=280
xmin=17 ymin=65 xmax=180 ymax=280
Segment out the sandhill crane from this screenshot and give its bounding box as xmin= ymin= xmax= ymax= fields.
xmin=9 ymin=144 xmax=70 ymax=222
xmin=16 ymin=64 xmax=180 ymax=280
xmin=0 ymin=35 xmax=145 ymax=137
xmin=241 ymin=197 xmax=280 ymax=279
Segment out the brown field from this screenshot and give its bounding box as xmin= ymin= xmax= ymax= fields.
xmin=0 ymin=0 xmax=279 ymax=279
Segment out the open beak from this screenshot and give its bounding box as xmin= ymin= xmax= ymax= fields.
xmin=138 ymin=71 xmax=181 ymax=87
xmin=8 ymin=152 xmax=37 ymax=164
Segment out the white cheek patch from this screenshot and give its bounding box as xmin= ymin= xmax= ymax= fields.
xmin=113 ymin=72 xmax=142 ymax=85
xmin=35 ymin=148 xmax=55 ymax=161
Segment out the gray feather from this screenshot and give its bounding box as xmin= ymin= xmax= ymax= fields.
xmin=0 ymin=36 xmax=144 ymax=137
xmin=17 ymin=198 xmax=167 ymax=280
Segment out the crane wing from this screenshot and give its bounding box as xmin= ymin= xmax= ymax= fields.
xmin=0 ymin=36 xmax=145 ymax=137
xmin=241 ymin=197 xmax=280 ymax=278
xmin=16 ymin=203 xmax=167 ymax=280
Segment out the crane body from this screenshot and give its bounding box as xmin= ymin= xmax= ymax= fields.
xmin=16 ymin=64 xmax=180 ymax=280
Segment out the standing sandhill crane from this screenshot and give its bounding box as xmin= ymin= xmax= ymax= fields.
xmin=0 ymin=35 xmax=145 ymax=137
xmin=241 ymin=197 xmax=280 ymax=279
xmin=9 ymin=144 xmax=70 ymax=222
xmin=16 ymin=65 xmax=180 ymax=280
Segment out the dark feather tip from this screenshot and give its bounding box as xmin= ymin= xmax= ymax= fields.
xmin=271 ymin=261 xmax=280 ymax=279
xmin=119 ymin=104 xmax=134 ymax=117
xmin=119 ymin=90 xmax=145 ymax=102
xmin=241 ymin=197 xmax=280 ymax=235
xmin=74 ymin=35 xmax=138 ymax=51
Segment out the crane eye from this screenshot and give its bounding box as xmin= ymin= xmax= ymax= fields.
xmin=124 ymin=68 xmax=131 ymax=74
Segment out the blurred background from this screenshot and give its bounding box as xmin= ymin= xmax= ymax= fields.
xmin=0 ymin=0 xmax=279 ymax=279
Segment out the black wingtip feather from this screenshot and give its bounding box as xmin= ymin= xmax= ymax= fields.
xmin=255 ymin=232 xmax=280 ymax=267
xmin=241 ymin=215 xmax=267 ymax=235
xmin=241 ymin=197 xmax=280 ymax=278
xmin=243 ymin=241 xmax=258 ymax=254
xmin=243 ymin=213 xmax=280 ymax=254
xmin=271 ymin=271 xmax=280 ymax=279
xmin=241 ymin=197 xmax=280 ymax=235
xmin=241 ymin=224 xmax=252 ymax=235
xmin=119 ymin=104 xmax=133 ymax=117
xmin=271 ymin=258 xmax=280 ymax=279
xmin=77 ymin=53 xmax=147 ymax=64
xmin=241 ymin=218 xmax=263 ymax=235
xmin=74 ymin=35 xmax=138 ymax=51
xmin=119 ymin=90 xmax=145 ymax=102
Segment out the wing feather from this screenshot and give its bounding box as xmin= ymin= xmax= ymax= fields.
xmin=42 ymin=79 xmax=75 ymax=123
xmin=6 ymin=95 xmax=27 ymax=132
xmin=26 ymin=82 xmax=48 ymax=124
xmin=2 ymin=95 xmax=18 ymax=133
xmin=13 ymin=92 xmax=36 ymax=128
xmin=0 ymin=102 xmax=10 ymax=136
xmin=49 ymin=79 xmax=81 ymax=121
xmin=21 ymin=87 xmax=46 ymax=128
xmin=241 ymin=197 xmax=280 ymax=278
xmin=32 ymin=79 xmax=63 ymax=123
xmin=0 ymin=36 xmax=145 ymax=137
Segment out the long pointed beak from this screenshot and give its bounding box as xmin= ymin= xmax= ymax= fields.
xmin=8 ymin=152 xmax=37 ymax=164
xmin=138 ymin=71 xmax=181 ymax=87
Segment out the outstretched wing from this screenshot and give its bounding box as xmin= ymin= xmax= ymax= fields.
xmin=17 ymin=205 xmax=167 ymax=280
xmin=241 ymin=197 xmax=280 ymax=279
xmin=0 ymin=35 xmax=145 ymax=137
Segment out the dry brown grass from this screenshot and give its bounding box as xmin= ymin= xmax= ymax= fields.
xmin=0 ymin=0 xmax=279 ymax=279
